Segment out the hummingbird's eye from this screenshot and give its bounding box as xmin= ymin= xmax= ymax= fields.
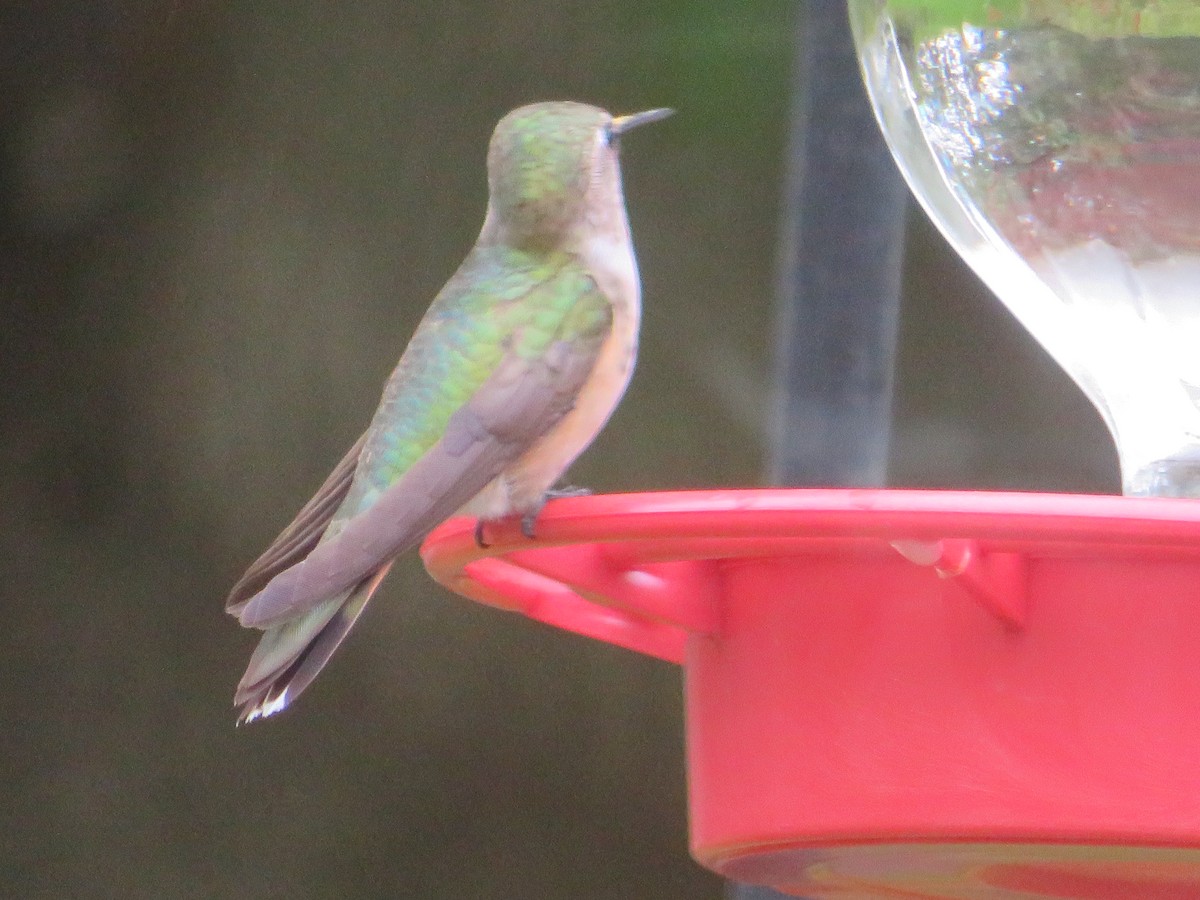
xmin=602 ymin=123 xmax=617 ymax=147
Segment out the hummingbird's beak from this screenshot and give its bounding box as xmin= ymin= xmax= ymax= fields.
xmin=610 ymin=107 xmax=675 ymax=135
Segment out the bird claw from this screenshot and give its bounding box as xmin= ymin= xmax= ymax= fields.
xmin=520 ymin=484 xmax=592 ymax=540
xmin=478 ymin=485 xmax=593 ymax=544
xmin=520 ymin=511 xmax=539 ymax=540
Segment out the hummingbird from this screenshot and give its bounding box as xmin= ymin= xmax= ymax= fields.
xmin=226 ymin=101 xmax=672 ymax=723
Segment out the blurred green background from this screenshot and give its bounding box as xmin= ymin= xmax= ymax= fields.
xmin=1 ymin=2 xmax=1115 ymax=898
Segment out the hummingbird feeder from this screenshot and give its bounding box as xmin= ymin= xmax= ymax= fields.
xmin=422 ymin=489 xmax=1200 ymax=897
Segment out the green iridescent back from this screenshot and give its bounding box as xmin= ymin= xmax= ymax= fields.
xmin=335 ymin=244 xmax=609 ymax=521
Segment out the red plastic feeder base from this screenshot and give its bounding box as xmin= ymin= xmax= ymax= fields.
xmin=421 ymin=489 xmax=1200 ymax=898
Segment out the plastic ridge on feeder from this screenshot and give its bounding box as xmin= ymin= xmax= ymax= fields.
xmin=892 ymin=538 xmax=1028 ymax=629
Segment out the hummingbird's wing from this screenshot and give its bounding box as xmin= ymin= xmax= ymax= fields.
xmin=234 ymin=314 xmax=609 ymax=630
xmin=228 ymin=251 xmax=613 ymax=718
xmin=225 ymin=431 xmax=367 ymax=613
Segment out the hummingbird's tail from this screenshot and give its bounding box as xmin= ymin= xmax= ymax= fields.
xmin=233 ymin=562 xmax=393 ymax=724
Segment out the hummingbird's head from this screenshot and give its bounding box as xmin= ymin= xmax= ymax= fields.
xmin=482 ymin=101 xmax=672 ymax=249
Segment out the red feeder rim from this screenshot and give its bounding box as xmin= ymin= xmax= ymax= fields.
xmin=421 ymin=488 xmax=1200 ymax=663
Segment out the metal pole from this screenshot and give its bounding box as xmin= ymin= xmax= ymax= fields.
xmin=729 ymin=0 xmax=908 ymax=895
xmin=767 ymin=0 xmax=907 ymax=488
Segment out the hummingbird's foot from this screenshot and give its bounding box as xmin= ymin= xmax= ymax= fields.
xmin=519 ymin=485 xmax=593 ymax=539
xmin=474 ymin=519 xmax=490 ymax=549
xmin=520 ymin=509 xmax=541 ymax=540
